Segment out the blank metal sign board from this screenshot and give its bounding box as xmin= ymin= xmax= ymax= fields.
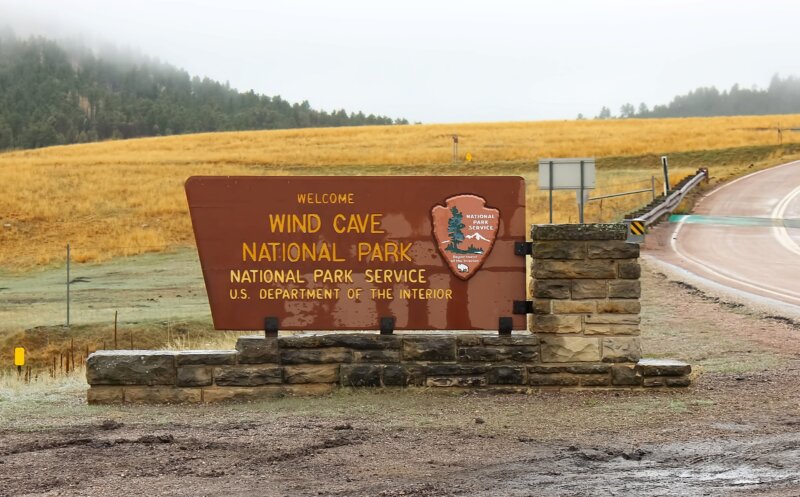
xmin=538 ymin=158 xmax=596 ymax=190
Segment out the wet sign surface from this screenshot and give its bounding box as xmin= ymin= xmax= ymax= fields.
xmin=186 ymin=176 xmax=526 ymax=331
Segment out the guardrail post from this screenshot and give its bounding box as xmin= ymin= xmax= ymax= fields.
xmin=661 ymin=156 xmax=670 ymax=195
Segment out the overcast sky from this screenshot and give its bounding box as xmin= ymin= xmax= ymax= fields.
xmin=1 ymin=0 xmax=798 ymax=123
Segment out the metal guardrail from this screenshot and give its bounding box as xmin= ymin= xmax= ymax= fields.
xmin=625 ymin=168 xmax=709 ymax=226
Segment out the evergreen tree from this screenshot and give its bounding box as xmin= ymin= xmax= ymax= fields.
xmin=596 ymin=106 xmax=612 ymax=119
xmin=619 ymin=103 xmax=635 ymax=118
xmin=446 ymin=207 xmax=466 ymax=252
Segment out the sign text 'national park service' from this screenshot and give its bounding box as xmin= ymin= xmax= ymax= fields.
xmin=185 ymin=176 xmax=525 ymax=331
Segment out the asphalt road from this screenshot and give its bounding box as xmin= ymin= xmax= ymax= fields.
xmin=651 ymin=160 xmax=800 ymax=308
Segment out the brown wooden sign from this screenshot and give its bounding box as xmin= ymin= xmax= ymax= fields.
xmin=185 ymin=176 xmax=526 ymax=331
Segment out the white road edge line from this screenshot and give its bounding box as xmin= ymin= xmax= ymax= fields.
xmin=670 ymin=211 xmax=800 ymax=305
xmin=770 ymin=184 xmax=800 ymax=257
xmin=703 ymin=159 xmax=800 ymax=198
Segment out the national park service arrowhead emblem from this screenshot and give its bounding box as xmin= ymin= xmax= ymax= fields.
xmin=431 ymin=194 xmax=499 ymax=280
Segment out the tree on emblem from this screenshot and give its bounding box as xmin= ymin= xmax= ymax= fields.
xmin=447 ymin=206 xmax=465 ymax=251
xmin=446 ymin=206 xmax=483 ymax=254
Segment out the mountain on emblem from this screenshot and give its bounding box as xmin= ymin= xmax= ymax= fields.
xmin=431 ymin=194 xmax=500 ymax=280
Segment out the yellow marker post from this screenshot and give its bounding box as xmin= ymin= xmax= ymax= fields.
xmin=14 ymin=347 xmax=24 ymax=377
xmin=14 ymin=347 xmax=24 ymax=366
xmin=465 ymin=152 xmax=473 ymax=162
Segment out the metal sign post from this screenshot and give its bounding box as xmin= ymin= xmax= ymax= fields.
xmin=539 ymin=158 xmax=596 ymax=224
xmin=651 ymin=176 xmax=656 ymax=200
xmin=66 ymin=243 xmax=70 ymax=327
xmin=548 ymin=160 xmax=554 ymax=223
xmin=579 ymin=159 xmax=585 ymax=224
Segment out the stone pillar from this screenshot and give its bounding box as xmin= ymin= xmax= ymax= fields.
xmin=530 ymin=224 xmax=641 ymax=365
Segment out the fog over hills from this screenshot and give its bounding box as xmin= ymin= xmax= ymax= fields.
xmin=0 ymin=33 xmax=405 ymax=151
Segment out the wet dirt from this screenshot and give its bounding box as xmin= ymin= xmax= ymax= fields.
xmin=1 ymin=379 xmax=799 ymax=497
xmin=1 ymin=259 xmax=800 ymax=495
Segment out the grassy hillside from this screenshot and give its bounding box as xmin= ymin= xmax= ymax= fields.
xmin=1 ymin=115 xmax=800 ymax=269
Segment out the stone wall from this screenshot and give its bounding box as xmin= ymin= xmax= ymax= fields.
xmin=87 ymin=334 xmax=690 ymax=404
xmin=527 ymin=224 xmax=664 ymax=387
xmin=530 ymin=224 xmax=642 ymax=373
xmin=86 ymin=224 xmax=691 ymax=404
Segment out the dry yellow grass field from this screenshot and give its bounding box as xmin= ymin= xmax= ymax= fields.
xmin=1 ymin=114 xmax=799 ymax=269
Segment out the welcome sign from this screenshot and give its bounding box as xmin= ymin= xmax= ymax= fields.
xmin=185 ymin=176 xmax=526 ymax=331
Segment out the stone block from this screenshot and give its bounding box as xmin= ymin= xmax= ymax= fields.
xmin=531 ymin=224 xmax=627 ymax=241
xmin=457 ymin=346 xmax=538 ymax=363
xmin=426 ymin=376 xmax=487 ymax=387
xmin=482 ymin=335 xmax=539 ymax=346
xmin=175 ymin=350 xmax=237 ymax=366
xmin=283 ymin=364 xmax=339 ymax=384
xmin=608 ymin=280 xmax=641 ymax=299
xmin=585 ymin=314 xmax=641 ymax=325
xmin=340 ymin=364 xmax=383 ymax=387
xmin=214 ymin=365 xmax=282 ymax=386
xmin=602 ymin=337 xmax=642 ymax=363
xmin=425 ymin=364 xmax=490 ymax=376
xmin=87 ymin=386 xmax=123 ymax=404
xmin=236 ymin=336 xmax=279 ymax=364
xmin=531 ymin=241 xmax=586 ymax=259
xmin=584 ymin=324 xmax=640 ymax=335
xmin=456 ymin=335 xmax=483 ymax=347
xmin=637 ymin=359 xmax=692 ymax=377
xmin=618 ymin=261 xmax=642 ymax=279
xmin=123 ymin=386 xmax=202 ymax=404
xmin=666 ymin=377 xmax=691 ymax=387
xmin=643 ymin=377 xmax=666 ymax=387
xmin=597 ymin=300 xmax=641 ymax=314
xmin=580 ymin=374 xmax=611 ymax=386
xmin=587 ymin=240 xmax=640 ymax=259
xmin=280 ymin=347 xmax=352 ymax=365
xmin=353 ymin=349 xmax=401 ymax=363
xmin=534 ymin=260 xmax=617 ymax=280
xmin=572 ymin=280 xmax=608 ymax=299
xmin=532 ymin=280 xmax=571 ymax=299
xmin=383 ymin=365 xmax=425 ymax=387
xmin=281 ymin=333 xmax=402 ymax=350
xmin=529 ymin=373 xmax=580 ymax=386
xmin=552 ymin=300 xmax=596 ymax=314
xmin=402 ymin=336 xmax=456 ymax=361
xmin=533 ymin=299 xmax=552 ymax=314
xmin=176 ymin=366 xmax=212 ymax=387
xmin=86 ymin=351 xmax=176 ymax=386
xmin=487 ymin=366 xmax=526 ymax=385
xmin=342 ymin=334 xmax=401 ymax=350
xmin=529 ymin=363 xmax=611 ymax=374
xmin=610 ymin=364 xmax=642 ymax=386
xmin=202 ymin=386 xmax=284 ymax=403
xmin=540 ymin=336 xmax=601 ymax=363
xmin=532 ymin=314 xmax=582 ymax=333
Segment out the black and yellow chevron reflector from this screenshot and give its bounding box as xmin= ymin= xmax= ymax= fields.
xmin=629 ymin=221 xmax=645 ymax=235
